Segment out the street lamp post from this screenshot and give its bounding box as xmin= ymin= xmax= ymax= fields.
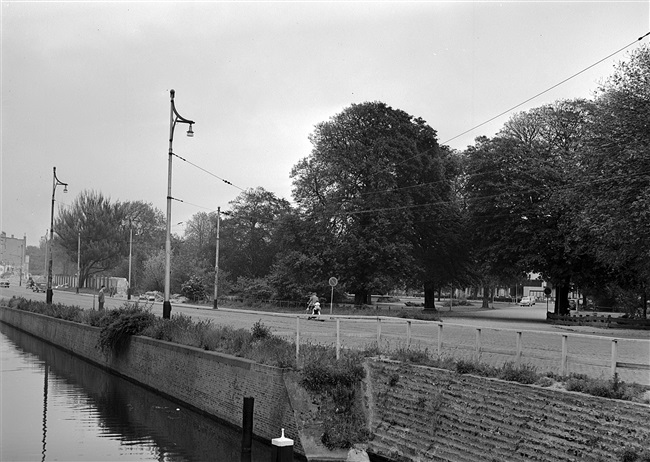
xmin=213 ymin=207 xmax=221 ymax=309
xmin=76 ymin=230 xmax=80 ymax=294
xmin=46 ymin=167 xmax=68 ymax=304
xmin=128 ymin=224 xmax=134 ymax=300
xmin=164 ymin=89 xmax=195 ymax=319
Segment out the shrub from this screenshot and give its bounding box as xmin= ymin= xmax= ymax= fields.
xmin=251 ymin=320 xmax=272 ymax=340
xmin=6 ymin=296 xmax=84 ymax=323
xmin=564 ymin=373 xmax=648 ymax=402
xmin=144 ymin=312 xmax=195 ymax=343
xmin=391 ymin=346 xmax=433 ymax=365
xmin=300 ymin=348 xmax=367 ymax=449
xmin=181 ymin=275 xmax=207 ymax=302
xmin=455 ymin=359 xmax=497 ymax=376
xmin=498 ymin=362 xmax=538 ymax=384
xmin=249 ymin=336 xmax=296 ymax=368
xmin=97 ymin=305 xmax=156 ymax=356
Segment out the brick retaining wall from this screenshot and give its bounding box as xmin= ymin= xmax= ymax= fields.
xmin=365 ymin=360 xmax=650 ymax=462
xmin=0 ymin=306 xmax=303 ymax=455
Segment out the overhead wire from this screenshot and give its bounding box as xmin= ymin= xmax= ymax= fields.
xmin=441 ymin=31 xmax=650 ymax=146
xmin=172 ymin=152 xmax=245 ymax=191
xmin=318 ymin=167 xmax=650 ymax=222
xmin=361 ymin=31 xmax=650 ymax=181
xmin=170 ymin=32 xmax=650 ymax=226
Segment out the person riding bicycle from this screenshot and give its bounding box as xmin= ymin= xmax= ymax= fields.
xmin=306 ymin=292 xmax=319 ymax=313
xmin=311 ymin=301 xmax=321 ymax=317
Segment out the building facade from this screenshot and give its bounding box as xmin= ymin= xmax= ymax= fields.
xmin=0 ymin=232 xmax=28 ymax=283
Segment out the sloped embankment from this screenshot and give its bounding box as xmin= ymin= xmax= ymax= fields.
xmin=364 ymin=359 xmax=649 ymax=462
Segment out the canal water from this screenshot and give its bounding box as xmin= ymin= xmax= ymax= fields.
xmin=0 ymin=322 xmax=293 ymax=461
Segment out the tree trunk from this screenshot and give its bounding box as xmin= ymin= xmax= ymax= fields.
xmin=354 ymin=290 xmax=371 ymax=307
xmin=554 ymin=278 xmax=571 ymax=315
xmin=423 ymin=280 xmax=436 ymax=311
xmin=642 ymin=286 xmax=648 ymax=319
xmin=481 ymin=287 xmax=491 ymax=309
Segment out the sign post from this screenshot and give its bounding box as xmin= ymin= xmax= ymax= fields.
xmin=328 ymin=277 xmax=338 ymax=315
xmin=544 ymin=286 xmax=552 ymax=314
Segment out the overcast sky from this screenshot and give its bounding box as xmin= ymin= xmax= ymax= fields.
xmin=2 ymin=1 xmax=649 ymax=247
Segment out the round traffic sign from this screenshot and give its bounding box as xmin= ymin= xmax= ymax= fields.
xmin=329 ymin=277 xmax=338 ymax=287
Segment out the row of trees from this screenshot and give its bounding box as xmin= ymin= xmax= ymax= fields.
xmin=30 ymin=45 xmax=648 ymax=316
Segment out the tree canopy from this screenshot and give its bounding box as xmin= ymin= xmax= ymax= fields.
xmin=55 ymin=190 xmax=128 ymax=287
xmin=290 ymin=101 xmax=467 ymax=306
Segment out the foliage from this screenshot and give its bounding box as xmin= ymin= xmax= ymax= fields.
xmin=572 ymin=45 xmax=650 ymax=317
xmin=563 ymin=373 xmax=648 ymax=401
xmin=300 ymin=347 xmax=367 ymax=449
xmin=97 ymin=305 xmax=156 ymax=355
xmin=267 ymin=248 xmax=326 ymax=301
xmin=290 ymin=101 xmax=467 ymax=306
xmin=181 ymin=274 xmax=207 ymax=302
xmin=112 ymin=201 xmax=166 ymax=292
xmin=219 ymin=188 xmax=293 ymax=283
xmin=54 ymin=190 xmax=130 ymax=288
xmin=140 ymin=249 xmax=166 ymax=292
xmin=233 ymin=276 xmax=275 ymax=300
xmin=498 ymin=362 xmax=538 ymax=384
xmin=7 ymin=296 xmax=84 ymax=322
xmin=456 ymin=360 xmax=538 ymax=385
xmin=251 ymin=319 xmax=272 ymax=340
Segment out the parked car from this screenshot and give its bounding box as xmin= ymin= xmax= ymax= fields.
xmin=519 ymin=296 xmax=535 ymax=306
xmin=0 ymin=279 xmax=9 ymax=288
xmin=139 ymin=291 xmax=162 ymax=302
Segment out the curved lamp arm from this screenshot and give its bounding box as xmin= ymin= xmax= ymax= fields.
xmin=169 ymin=89 xmax=195 ymax=142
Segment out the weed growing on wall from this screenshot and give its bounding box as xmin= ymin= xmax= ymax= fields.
xmin=563 ymin=373 xmax=648 ymax=401
xmin=299 ymin=346 xmax=368 ymax=449
xmin=97 ymin=305 xmax=156 ymax=356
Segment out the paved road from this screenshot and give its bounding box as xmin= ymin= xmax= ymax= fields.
xmin=2 ymin=286 xmax=649 ymax=385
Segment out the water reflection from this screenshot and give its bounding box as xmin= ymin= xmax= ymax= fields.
xmin=1 ymin=323 xmax=281 ymax=461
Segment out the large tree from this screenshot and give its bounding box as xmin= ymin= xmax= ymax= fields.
xmin=111 ymin=201 xmax=166 ymax=291
xmin=573 ymin=45 xmax=650 ymax=316
xmin=291 ymin=101 xmax=464 ymax=306
xmin=464 ymin=99 xmax=597 ymax=314
xmin=55 ymin=190 xmax=129 ymax=288
xmin=218 ymin=187 xmax=292 ymax=284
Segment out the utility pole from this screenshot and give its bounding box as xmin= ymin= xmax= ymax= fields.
xmin=213 ymin=207 xmax=220 ymax=309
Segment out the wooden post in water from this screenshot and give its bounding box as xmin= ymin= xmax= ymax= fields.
xmin=271 ymin=428 xmax=293 ymax=462
xmin=241 ymin=397 xmax=254 ymax=458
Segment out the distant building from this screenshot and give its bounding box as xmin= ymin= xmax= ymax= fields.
xmin=0 ymin=231 xmax=28 ymax=282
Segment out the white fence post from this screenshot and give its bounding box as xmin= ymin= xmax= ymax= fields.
xmin=561 ymin=335 xmax=568 ymax=376
xmin=437 ymin=323 xmax=443 ymax=357
xmin=516 ymin=331 xmax=522 ymax=365
xmin=295 ymin=317 xmax=300 ymax=364
xmin=406 ymin=321 xmax=412 ymax=349
xmin=336 ymin=318 xmax=340 ymax=360
xmin=376 ymin=318 xmax=381 ymax=346
xmin=611 ymin=339 xmax=618 ymax=378
xmin=475 ymin=328 xmax=482 ymax=361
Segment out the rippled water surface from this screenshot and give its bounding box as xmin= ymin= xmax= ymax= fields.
xmin=0 ymin=323 xmax=287 ymax=461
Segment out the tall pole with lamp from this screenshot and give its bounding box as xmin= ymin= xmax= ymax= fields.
xmin=213 ymin=207 xmax=221 ymax=309
xmin=128 ymin=225 xmax=133 ymax=300
xmin=164 ymin=89 xmax=195 ymax=319
xmin=46 ymin=167 xmax=68 ymax=304
xmin=76 ymin=230 xmax=80 ymax=294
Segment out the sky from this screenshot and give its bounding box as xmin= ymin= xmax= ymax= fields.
xmin=1 ymin=1 xmax=649 ymax=247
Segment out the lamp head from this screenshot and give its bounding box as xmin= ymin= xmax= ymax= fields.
xmin=186 ymin=124 xmax=194 ymax=137
xmin=63 ymin=185 xmax=68 ymax=193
